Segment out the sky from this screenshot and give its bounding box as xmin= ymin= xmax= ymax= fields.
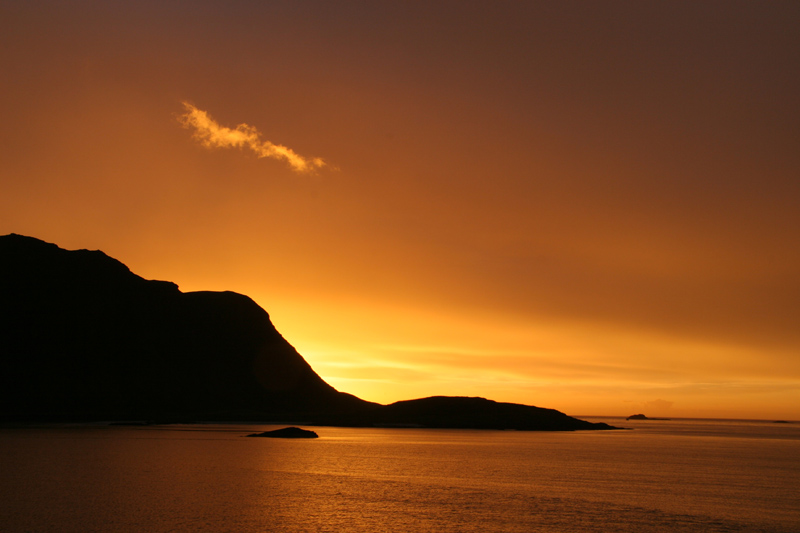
xmin=2 ymin=1 xmax=799 ymax=420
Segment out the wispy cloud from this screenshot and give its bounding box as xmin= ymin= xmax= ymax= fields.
xmin=178 ymin=102 xmax=326 ymax=173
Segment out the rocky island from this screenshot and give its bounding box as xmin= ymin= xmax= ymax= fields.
xmin=0 ymin=234 xmax=618 ymax=431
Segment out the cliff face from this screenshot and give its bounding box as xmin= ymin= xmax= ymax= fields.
xmin=0 ymin=234 xmax=371 ymax=421
xmin=0 ymin=234 xmax=617 ymax=431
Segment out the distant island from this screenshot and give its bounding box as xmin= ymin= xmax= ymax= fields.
xmin=0 ymin=234 xmax=618 ymax=431
xmin=626 ymin=414 xmax=670 ymax=421
xmin=247 ymin=427 xmax=318 ymax=438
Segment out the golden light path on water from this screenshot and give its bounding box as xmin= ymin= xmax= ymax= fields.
xmin=3 ymin=421 xmax=800 ymax=532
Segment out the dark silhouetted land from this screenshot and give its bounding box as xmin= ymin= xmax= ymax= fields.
xmin=0 ymin=234 xmax=617 ymax=431
xmin=247 ymin=427 xmax=319 ymax=438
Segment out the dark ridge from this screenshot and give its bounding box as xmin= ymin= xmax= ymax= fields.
xmin=0 ymin=234 xmax=618 ymax=431
xmin=378 ymin=396 xmax=616 ymax=430
xmin=317 ymin=396 xmax=618 ymax=431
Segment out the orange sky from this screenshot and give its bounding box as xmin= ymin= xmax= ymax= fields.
xmin=2 ymin=1 xmax=799 ymax=419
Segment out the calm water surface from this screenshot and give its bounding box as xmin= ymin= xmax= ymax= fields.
xmin=2 ymin=418 xmax=799 ymax=532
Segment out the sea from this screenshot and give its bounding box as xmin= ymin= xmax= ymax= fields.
xmin=1 ymin=418 xmax=798 ymax=532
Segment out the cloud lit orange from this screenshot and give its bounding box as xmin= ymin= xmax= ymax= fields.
xmin=178 ymin=102 xmax=326 ymax=173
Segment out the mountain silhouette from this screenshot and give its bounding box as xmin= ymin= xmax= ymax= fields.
xmin=0 ymin=234 xmax=615 ymax=430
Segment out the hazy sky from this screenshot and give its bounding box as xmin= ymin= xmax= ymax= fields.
xmin=2 ymin=1 xmax=799 ymax=419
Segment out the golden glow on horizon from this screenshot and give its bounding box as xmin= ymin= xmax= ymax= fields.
xmin=253 ymin=293 xmax=800 ymax=420
xmin=178 ymin=102 xmax=327 ymax=173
